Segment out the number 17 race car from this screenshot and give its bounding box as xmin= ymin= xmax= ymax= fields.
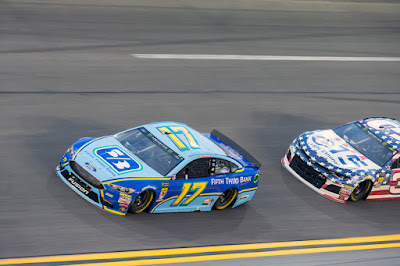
xmin=56 ymin=121 xmax=261 ymax=215
xmin=282 ymin=117 xmax=400 ymax=203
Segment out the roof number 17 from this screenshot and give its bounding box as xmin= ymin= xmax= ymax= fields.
xmin=158 ymin=126 xmax=200 ymax=150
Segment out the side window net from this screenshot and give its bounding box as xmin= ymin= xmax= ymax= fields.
xmin=176 ymin=159 xmax=211 ymax=179
xmin=392 ymin=158 xmax=400 ymax=169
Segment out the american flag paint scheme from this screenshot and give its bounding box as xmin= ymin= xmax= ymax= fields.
xmin=282 ymin=117 xmax=400 ymax=203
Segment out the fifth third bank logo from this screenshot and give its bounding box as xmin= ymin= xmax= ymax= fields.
xmin=94 ymin=146 xmax=142 ymax=174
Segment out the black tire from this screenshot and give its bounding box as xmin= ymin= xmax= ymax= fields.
xmin=349 ymin=180 xmax=372 ymax=202
xmin=129 ymin=190 xmax=154 ymax=214
xmin=213 ymin=188 xmax=238 ymax=210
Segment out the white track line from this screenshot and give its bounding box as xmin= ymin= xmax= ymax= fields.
xmin=132 ymin=54 xmax=400 ymax=62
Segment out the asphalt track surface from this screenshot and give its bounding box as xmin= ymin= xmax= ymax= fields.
xmin=1 ymin=0 xmax=400 ymax=264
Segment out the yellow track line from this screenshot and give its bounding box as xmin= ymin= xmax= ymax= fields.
xmin=62 ymin=242 xmax=400 ymax=266
xmin=1 ymin=234 xmax=400 ymax=265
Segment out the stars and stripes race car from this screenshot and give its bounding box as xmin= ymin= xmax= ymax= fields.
xmin=282 ymin=117 xmax=400 ymax=203
xmin=56 ymin=121 xmax=261 ymax=215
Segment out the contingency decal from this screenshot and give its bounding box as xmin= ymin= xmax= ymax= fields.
xmin=157 ymin=126 xmax=200 ymax=151
xmin=93 ymin=146 xmax=142 ymax=175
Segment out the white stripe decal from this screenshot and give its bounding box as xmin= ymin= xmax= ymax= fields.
xmin=132 ymin=54 xmax=400 ymax=62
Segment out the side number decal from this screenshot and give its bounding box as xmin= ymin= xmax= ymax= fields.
xmin=171 ymin=182 xmax=207 ymax=206
xmin=389 ymin=172 xmax=400 ymax=194
xmin=158 ymin=126 xmax=200 ymax=150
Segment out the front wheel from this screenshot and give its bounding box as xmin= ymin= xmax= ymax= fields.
xmin=129 ymin=190 xmax=154 ymax=213
xmin=213 ymin=188 xmax=238 ymax=210
xmin=349 ymin=180 xmax=372 ymax=202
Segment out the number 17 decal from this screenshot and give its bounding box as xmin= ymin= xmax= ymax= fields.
xmin=158 ymin=126 xmax=200 ymax=150
xmin=171 ymin=182 xmax=207 ymax=206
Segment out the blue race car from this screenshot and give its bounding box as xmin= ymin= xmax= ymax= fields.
xmin=56 ymin=122 xmax=261 ymax=215
xmin=282 ymin=117 xmax=400 ymax=203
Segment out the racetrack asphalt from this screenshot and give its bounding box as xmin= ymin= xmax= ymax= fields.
xmin=1 ymin=0 xmax=400 ymax=263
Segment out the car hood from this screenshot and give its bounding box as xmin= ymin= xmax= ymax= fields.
xmin=299 ymin=130 xmax=381 ymax=172
xmin=72 ymin=136 xmax=164 ymax=182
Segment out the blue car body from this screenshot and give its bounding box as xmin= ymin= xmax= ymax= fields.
xmin=282 ymin=117 xmax=400 ymax=203
xmin=56 ymin=121 xmax=261 ymax=215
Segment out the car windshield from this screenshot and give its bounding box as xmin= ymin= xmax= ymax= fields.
xmin=333 ymin=122 xmax=395 ymax=167
xmin=115 ymin=127 xmax=184 ymax=176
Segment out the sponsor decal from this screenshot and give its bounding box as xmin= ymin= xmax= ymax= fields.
xmin=202 ymin=198 xmax=214 ymax=206
xmin=94 ymin=146 xmax=142 ymax=175
xmin=239 ymin=195 xmax=249 ymax=201
xmin=162 ymin=182 xmax=169 ymax=188
xmin=219 ymin=143 xmax=243 ymax=160
xmin=339 ymin=186 xmax=352 ymax=197
xmin=119 ymin=207 xmax=126 ymax=212
xmin=240 ymin=176 xmax=252 ymax=183
xmin=199 ymin=155 xmax=211 ymax=158
xmin=339 ymin=196 xmax=345 ymax=200
xmin=218 ymin=177 xmax=252 ymax=185
xmin=85 ymin=162 xmax=96 ymax=172
xmin=202 ymin=198 xmax=211 ymax=205
xmin=254 ymin=174 xmax=259 ymax=183
xmin=156 ymin=190 xmax=168 ymax=202
xmin=375 ymin=177 xmax=385 ymax=188
xmin=211 ymin=178 xmax=224 ymax=185
xmin=118 ymin=193 xmax=132 ymax=208
xmin=105 ymin=192 xmax=114 ymax=198
xmin=307 ymin=131 xmax=375 ymax=170
xmin=142 ymin=185 xmax=157 ymax=191
xmin=68 ymin=177 xmax=89 ymax=195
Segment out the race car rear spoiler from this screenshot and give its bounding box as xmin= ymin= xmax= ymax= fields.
xmin=208 ymin=129 xmax=262 ymax=169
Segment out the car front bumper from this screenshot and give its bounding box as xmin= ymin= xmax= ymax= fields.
xmin=56 ymin=152 xmax=127 ymax=216
xmin=282 ymin=141 xmax=354 ymax=203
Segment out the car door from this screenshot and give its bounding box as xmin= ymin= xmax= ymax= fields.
xmin=389 ymin=156 xmax=400 ymax=195
xmin=163 ymin=158 xmax=213 ymax=212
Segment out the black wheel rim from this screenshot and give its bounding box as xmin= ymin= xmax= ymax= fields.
xmin=351 ymin=181 xmax=371 ymax=201
xmin=218 ymin=190 xmax=233 ymax=204
xmin=134 ymin=191 xmax=149 ymax=208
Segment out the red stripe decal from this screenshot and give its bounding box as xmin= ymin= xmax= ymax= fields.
xmin=369 ymin=190 xmax=390 ymax=195
xmin=367 ymin=197 xmax=400 ymax=201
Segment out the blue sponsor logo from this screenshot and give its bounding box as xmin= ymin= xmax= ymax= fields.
xmin=85 ymin=162 xmax=96 ymax=172
xmin=94 ymin=146 xmax=142 ymax=174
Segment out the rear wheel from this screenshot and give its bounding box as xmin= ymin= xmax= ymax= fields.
xmin=213 ymin=188 xmax=237 ymax=210
xmin=129 ymin=190 xmax=154 ymax=213
xmin=349 ymin=180 xmax=372 ymax=202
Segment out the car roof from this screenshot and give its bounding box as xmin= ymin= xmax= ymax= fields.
xmin=142 ymin=121 xmax=226 ymax=158
xmin=360 ymin=117 xmax=400 ymax=151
